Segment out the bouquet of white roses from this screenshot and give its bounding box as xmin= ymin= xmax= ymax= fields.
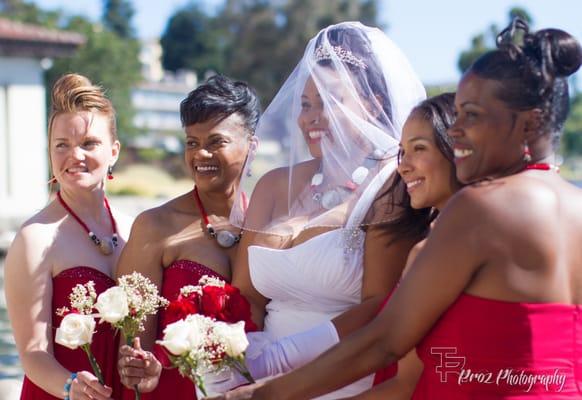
xmin=55 ymin=281 xmax=104 ymax=384
xmin=95 ymin=272 xmax=168 ymax=399
xmin=157 ymin=314 xmax=254 ymax=398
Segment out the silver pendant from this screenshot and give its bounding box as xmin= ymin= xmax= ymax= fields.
xmin=99 ymin=237 xmax=114 ymax=255
xmin=321 ymin=190 xmax=342 ymax=209
xmin=216 ymin=230 xmax=238 ymax=248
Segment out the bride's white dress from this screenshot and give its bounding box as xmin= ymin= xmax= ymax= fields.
xmin=249 ymin=228 xmax=374 ymax=399
xmin=248 ymin=162 xmax=395 ymax=399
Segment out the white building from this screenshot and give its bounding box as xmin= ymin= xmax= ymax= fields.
xmin=130 ymin=40 xmax=198 ymax=153
xmin=0 ymin=18 xmax=84 ymax=244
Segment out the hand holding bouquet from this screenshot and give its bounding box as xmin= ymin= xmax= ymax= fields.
xmin=55 ymin=281 xmax=105 ymax=385
xmin=95 ymin=272 xmax=168 ymax=399
xmin=157 ymin=275 xmax=257 ymax=397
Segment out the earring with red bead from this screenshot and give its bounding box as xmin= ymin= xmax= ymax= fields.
xmin=107 ymin=165 xmax=114 ymax=180
xmin=523 ymin=141 xmax=532 ymax=163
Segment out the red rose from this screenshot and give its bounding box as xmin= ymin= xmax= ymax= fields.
xmin=163 ymin=297 xmax=198 ymax=327
xmin=201 ymin=286 xmax=227 ymax=319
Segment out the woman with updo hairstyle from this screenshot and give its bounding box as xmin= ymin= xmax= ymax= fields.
xmin=5 ymin=74 xmax=132 ymax=399
xmin=214 ymin=19 xmax=582 ymax=400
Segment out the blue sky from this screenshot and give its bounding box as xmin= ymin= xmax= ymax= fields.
xmin=33 ymin=0 xmax=582 ymax=87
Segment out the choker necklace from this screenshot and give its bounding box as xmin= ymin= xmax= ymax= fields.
xmin=311 ymin=150 xmax=383 ymax=210
xmin=525 ymin=163 xmax=560 ymax=172
xmin=193 ymin=187 xmax=247 ymax=248
xmin=57 ymin=191 xmax=118 ymax=255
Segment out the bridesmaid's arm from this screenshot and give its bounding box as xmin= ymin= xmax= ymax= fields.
xmin=5 ymin=226 xmax=112 ymax=399
xmin=332 ymin=224 xmax=416 ymax=338
xmin=232 ymin=230 xmax=268 ymax=329
xmin=115 ymin=210 xmax=165 ymax=351
xmin=115 ymin=210 xmax=166 ymax=392
xmin=232 ymin=169 xmax=284 ymax=329
xmin=340 ymin=350 xmax=423 ymax=400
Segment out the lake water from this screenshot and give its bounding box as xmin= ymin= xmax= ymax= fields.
xmin=0 ymin=256 xmax=22 ymax=379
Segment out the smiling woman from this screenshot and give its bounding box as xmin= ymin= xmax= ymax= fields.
xmin=4 ymin=73 xmax=133 ymax=400
xmin=114 ymin=74 xmax=261 ymax=399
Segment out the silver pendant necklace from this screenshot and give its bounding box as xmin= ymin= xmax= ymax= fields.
xmin=193 ymin=186 xmax=247 ymax=249
xmin=57 ymin=191 xmax=119 ymax=255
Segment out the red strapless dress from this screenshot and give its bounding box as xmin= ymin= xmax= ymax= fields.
xmin=20 ymin=266 xmax=122 ymax=400
xmin=412 ymin=293 xmax=582 ymax=399
xmin=147 ymin=260 xmax=228 ymax=400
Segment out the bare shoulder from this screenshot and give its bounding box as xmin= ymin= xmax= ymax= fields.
xmin=254 ymin=166 xmax=290 ymax=193
xmin=129 ymin=200 xmax=177 ymax=239
xmin=438 ymin=184 xmax=495 ymax=220
xmin=256 ymin=161 xmax=317 ymax=189
xmin=402 ymin=239 xmax=427 ymax=276
xmin=5 ymin=206 xmax=58 ymax=276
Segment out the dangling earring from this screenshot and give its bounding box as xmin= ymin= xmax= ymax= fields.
xmin=246 ymin=168 xmax=252 ymax=178
xmin=107 ymin=165 xmax=114 ymax=180
xmin=523 ymin=141 xmax=532 ymax=163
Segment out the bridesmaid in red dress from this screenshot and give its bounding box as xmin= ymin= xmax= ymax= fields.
xmin=214 ymin=19 xmax=582 ymax=400
xmin=4 ymin=74 xmax=132 ymax=400
xmin=115 ymin=75 xmax=260 ymax=399
xmin=369 ymin=92 xmax=461 ymax=398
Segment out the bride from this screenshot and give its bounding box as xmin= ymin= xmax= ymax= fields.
xmin=223 ymin=21 xmax=428 ymax=399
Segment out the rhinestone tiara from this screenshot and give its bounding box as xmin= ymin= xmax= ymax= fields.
xmin=313 ymin=45 xmax=368 ymax=70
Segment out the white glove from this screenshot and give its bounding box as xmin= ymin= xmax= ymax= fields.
xmin=201 ymin=320 xmax=340 ymax=394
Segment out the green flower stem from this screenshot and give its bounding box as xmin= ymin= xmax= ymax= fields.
xmin=81 ymin=344 xmax=104 ymax=385
xmin=125 ymin=335 xmax=141 ymax=400
xmin=195 ymin=374 xmax=208 ymax=397
xmin=230 ymin=360 xmax=256 ymax=384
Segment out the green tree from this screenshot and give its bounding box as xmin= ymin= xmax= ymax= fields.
xmin=160 ymin=4 xmax=225 ymax=74
xmin=457 ymin=7 xmax=533 ymax=73
xmin=563 ymin=93 xmax=582 ymax=156
xmin=46 ymin=16 xmax=141 ymax=141
xmin=1 ymin=1 xmax=141 ymax=142
xmin=0 ymin=0 xmax=62 ymax=28
xmin=102 ymin=0 xmax=135 ymax=39
xmin=220 ymin=0 xmax=383 ymax=104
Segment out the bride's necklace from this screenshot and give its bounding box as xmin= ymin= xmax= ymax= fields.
xmin=193 ymin=186 xmax=247 ymax=248
xmin=311 ymin=151 xmax=382 ymax=210
xmin=57 ymin=191 xmax=118 ymax=255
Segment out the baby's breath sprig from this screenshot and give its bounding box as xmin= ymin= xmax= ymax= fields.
xmin=68 ymin=281 xmax=96 ymax=315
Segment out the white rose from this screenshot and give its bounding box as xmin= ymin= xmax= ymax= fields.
xmin=55 ymin=313 xmax=96 ymax=350
xmin=95 ymin=286 xmax=129 ymax=324
xmin=213 ymin=321 xmax=249 ymax=358
xmin=157 ymin=317 xmax=205 ymax=356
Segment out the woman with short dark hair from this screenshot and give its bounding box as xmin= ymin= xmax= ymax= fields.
xmin=115 ymin=74 xmax=260 ymax=399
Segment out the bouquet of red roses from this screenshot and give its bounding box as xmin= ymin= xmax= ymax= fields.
xmin=157 ymin=275 xmax=257 ymax=398
xmin=162 ymin=275 xmax=257 ymax=333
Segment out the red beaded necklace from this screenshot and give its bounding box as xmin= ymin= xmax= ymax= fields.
xmin=193 ymin=186 xmax=247 ymax=248
xmin=57 ymin=191 xmax=118 ymax=255
xmin=525 ymin=163 xmax=560 ymax=172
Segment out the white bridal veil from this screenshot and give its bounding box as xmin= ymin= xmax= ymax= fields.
xmin=231 ymin=21 xmax=426 ymax=238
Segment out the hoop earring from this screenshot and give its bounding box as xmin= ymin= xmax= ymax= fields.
xmin=107 ymin=165 xmax=114 ymax=180
xmin=523 ymin=141 xmax=532 ymax=163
